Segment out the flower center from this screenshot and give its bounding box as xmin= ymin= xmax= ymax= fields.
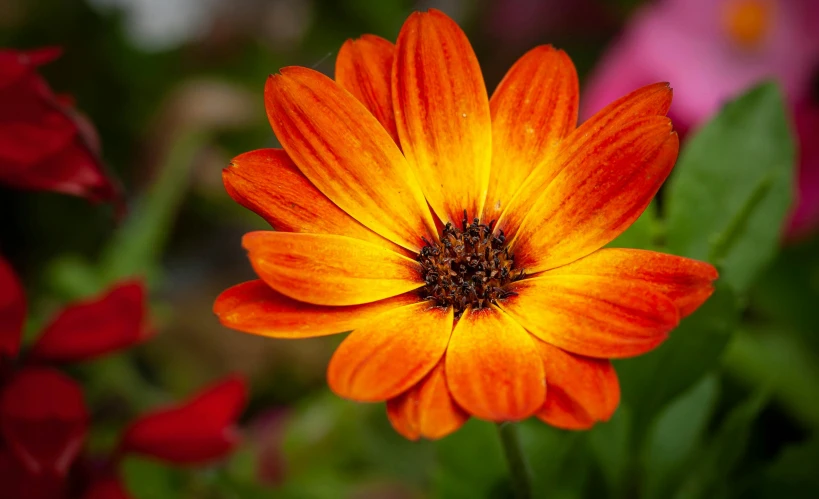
xmin=722 ymin=0 xmax=772 ymax=50
xmin=417 ymin=212 xmax=524 ymax=317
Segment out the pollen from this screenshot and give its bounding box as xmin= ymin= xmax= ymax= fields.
xmin=418 ymin=211 xmax=525 ymax=317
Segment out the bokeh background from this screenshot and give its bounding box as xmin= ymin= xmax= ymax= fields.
xmin=1 ymin=0 xmax=818 ymax=497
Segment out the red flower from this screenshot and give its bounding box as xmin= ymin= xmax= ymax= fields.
xmin=0 ymin=255 xmax=150 ymax=494
xmin=0 ymin=256 xmax=25 ymax=358
xmin=0 ymin=47 xmax=120 ymax=204
xmin=119 ymin=375 xmax=248 ymax=464
xmin=0 ymin=367 xmax=88 ymax=477
xmin=28 ymin=280 xmax=152 ymax=363
xmin=0 ymin=256 xmax=150 ymax=363
xmin=83 ymin=477 xmax=131 ymax=499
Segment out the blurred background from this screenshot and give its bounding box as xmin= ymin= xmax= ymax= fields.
xmin=1 ymin=0 xmax=818 ymax=497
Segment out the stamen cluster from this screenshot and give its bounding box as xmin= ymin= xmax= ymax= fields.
xmin=418 ymin=212 xmax=524 ymax=317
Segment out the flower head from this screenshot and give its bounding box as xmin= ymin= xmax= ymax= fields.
xmin=0 ymin=47 xmax=120 ymax=205
xmin=215 ymin=9 xmax=717 ymax=440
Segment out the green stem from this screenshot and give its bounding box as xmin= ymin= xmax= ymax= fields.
xmin=497 ymin=422 xmax=532 ymax=499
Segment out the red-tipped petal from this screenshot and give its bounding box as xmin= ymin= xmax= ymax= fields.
xmin=335 ymin=35 xmax=399 ymax=143
xmin=223 ymin=149 xmax=408 ymax=255
xmin=392 ymin=9 xmax=492 ymax=224
xmin=500 ymin=275 xmax=679 ymax=359
xmin=0 ymin=256 xmax=25 ymax=358
xmin=120 ymin=375 xmax=248 ymax=464
xmin=547 ymin=248 xmax=718 ymax=318
xmin=243 ymin=231 xmax=423 ymax=306
xmin=484 ymin=45 xmax=578 ymax=220
xmin=498 ymin=82 xmax=672 ymax=241
xmin=534 ymin=340 xmax=620 ymax=430
xmin=386 ymin=358 xmax=468 ymax=440
xmin=0 ymin=367 xmax=88 ymax=476
xmin=214 ymin=280 xmax=420 ymax=338
xmin=445 ymin=306 xmax=545 ymax=421
xmin=29 ymin=280 xmax=150 ymax=363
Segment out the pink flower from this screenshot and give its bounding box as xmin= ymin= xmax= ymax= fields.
xmin=583 ymin=0 xmax=819 ymax=237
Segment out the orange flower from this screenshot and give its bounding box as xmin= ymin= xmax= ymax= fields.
xmin=214 ymin=9 xmax=717 ymax=440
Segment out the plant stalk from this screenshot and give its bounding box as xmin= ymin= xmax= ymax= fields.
xmin=497 ymin=422 xmax=532 ymax=499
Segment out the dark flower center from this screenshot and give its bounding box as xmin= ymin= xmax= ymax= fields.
xmin=418 ymin=212 xmax=525 ymax=317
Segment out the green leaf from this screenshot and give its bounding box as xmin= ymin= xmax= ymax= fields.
xmin=433 ymin=419 xmax=507 ymax=499
xmin=674 ymin=389 xmax=769 ymax=499
xmin=520 ymin=419 xmax=587 ymax=499
xmin=665 ymin=82 xmax=795 ymax=294
xmin=641 ymin=375 xmax=720 ymax=499
xmin=608 ymin=202 xmax=661 ymax=250
xmin=723 ymin=327 xmax=819 ymax=429
xmin=616 ymin=283 xmax=738 ymax=436
xmin=122 ymin=456 xmax=186 ymax=499
xmin=587 ymin=407 xmax=631 ymax=499
xmin=740 ymin=437 xmax=819 ymax=499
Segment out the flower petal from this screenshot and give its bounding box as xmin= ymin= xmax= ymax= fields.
xmin=511 ymin=116 xmax=679 ymax=273
xmin=534 ymin=340 xmax=620 ymax=430
xmin=223 ymin=149 xmax=406 ymax=255
xmin=547 ymin=248 xmax=718 ymax=318
xmin=392 ymin=9 xmax=492 ymax=223
xmin=0 ymin=367 xmax=88 ymax=476
xmin=386 ymin=358 xmax=468 ymax=440
xmin=500 ymin=275 xmax=679 ymax=358
xmin=0 ymin=48 xmax=121 ymax=205
xmin=0 ymin=256 xmax=25 ymax=359
xmin=265 ymin=66 xmax=435 ymax=252
xmin=446 ymin=306 xmax=545 ymax=421
xmin=29 ymin=280 xmax=150 ymax=363
xmin=498 ymin=82 xmax=672 ymax=240
xmin=335 ymin=35 xmax=399 ymax=144
xmin=243 ymin=231 xmax=423 ymax=306
xmin=120 ymin=375 xmax=247 ymax=464
xmin=214 ymin=280 xmax=420 ymax=338
xmin=484 ymin=45 xmax=578 ymax=220
xmin=0 ymin=450 xmax=65 ymax=499
xmin=84 ymin=477 xmax=131 ymax=499
xmin=327 ymin=302 xmax=453 ymax=402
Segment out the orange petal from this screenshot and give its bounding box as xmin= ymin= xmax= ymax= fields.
xmin=243 ymin=231 xmax=423 ymax=306
xmin=392 ymin=9 xmax=492 ymax=224
xmin=223 ymin=149 xmax=407 ymax=255
xmin=500 ymin=275 xmax=679 ymax=358
xmin=335 ymin=35 xmax=399 ymax=144
xmin=327 ymin=302 xmax=453 ymax=402
xmin=265 ymin=66 xmax=436 ymax=252
xmin=547 ymin=248 xmax=718 ymax=318
xmin=511 ymin=117 xmax=679 ymax=273
xmin=386 ymin=358 xmax=468 ymax=440
xmin=484 ymin=46 xmax=578 ymax=220
xmin=214 ymin=280 xmax=420 ymax=338
xmin=534 ymin=340 xmax=620 ymax=430
xmin=498 ymin=82 xmax=672 ymax=240
xmin=446 ymin=306 xmax=545 ymax=421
